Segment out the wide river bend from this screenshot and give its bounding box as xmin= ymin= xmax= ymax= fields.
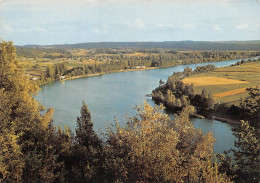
xmin=36 ymin=59 xmax=247 ymax=154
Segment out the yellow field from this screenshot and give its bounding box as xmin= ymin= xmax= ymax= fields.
xmin=182 ymin=76 xmax=248 ymax=86
xmin=25 ymin=69 xmax=42 ymax=77
xmin=72 ymin=50 xmax=87 ymax=56
xmin=213 ymin=88 xmax=246 ymax=98
xmin=248 ymin=66 xmax=260 ymax=69
xmin=125 ymin=52 xmax=146 ymax=56
xmin=181 ymin=61 xmax=260 ymax=104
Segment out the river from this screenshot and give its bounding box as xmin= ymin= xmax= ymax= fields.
xmin=36 ymin=58 xmax=246 ymax=154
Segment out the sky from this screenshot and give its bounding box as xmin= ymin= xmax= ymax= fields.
xmin=0 ymin=0 xmax=259 ymax=45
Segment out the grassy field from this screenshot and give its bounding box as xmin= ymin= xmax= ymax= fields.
xmin=18 ymin=56 xmax=105 ymax=78
xmin=182 ymin=61 xmax=260 ymax=105
xmin=182 ymin=76 xmax=248 ymax=86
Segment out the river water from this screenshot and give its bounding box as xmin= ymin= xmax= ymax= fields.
xmin=36 ymin=58 xmax=245 ymax=154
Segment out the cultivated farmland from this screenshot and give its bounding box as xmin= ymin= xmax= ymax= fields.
xmin=182 ymin=61 xmax=260 ymax=104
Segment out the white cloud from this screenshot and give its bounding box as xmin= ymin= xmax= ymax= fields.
xmin=155 ymin=23 xmax=174 ymax=29
xmin=102 ymin=23 xmax=108 ymax=34
xmin=178 ymin=23 xmax=194 ymax=30
xmin=18 ymin=27 xmax=47 ymax=33
xmin=126 ymin=19 xmax=145 ymax=30
xmin=0 ymin=24 xmax=47 ymax=34
xmin=134 ymin=19 xmax=145 ymax=29
xmin=0 ymin=24 xmax=14 ymax=32
xmin=213 ymin=25 xmax=221 ymax=31
xmin=237 ymin=24 xmax=249 ymax=29
xmin=92 ymin=24 xmax=108 ymax=34
xmin=33 ymin=27 xmax=47 ymax=32
xmin=93 ymin=28 xmax=100 ymax=34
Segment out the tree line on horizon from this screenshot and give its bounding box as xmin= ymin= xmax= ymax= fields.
xmin=0 ymin=41 xmax=259 ymax=182
xmin=18 ymin=40 xmax=260 ymax=51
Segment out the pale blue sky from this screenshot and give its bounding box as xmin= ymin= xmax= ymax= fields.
xmin=0 ymin=0 xmax=259 ymax=45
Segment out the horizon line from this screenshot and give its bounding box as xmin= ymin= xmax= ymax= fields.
xmin=15 ymin=39 xmax=260 ymax=47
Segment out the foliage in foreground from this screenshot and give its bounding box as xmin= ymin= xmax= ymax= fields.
xmin=104 ymin=102 xmax=231 ymax=182
xmin=1 ymin=41 xmax=258 ymax=183
xmin=218 ymin=120 xmax=260 ymax=182
xmin=0 ymin=41 xmax=55 ymax=182
xmin=240 ymin=86 xmax=260 ymax=127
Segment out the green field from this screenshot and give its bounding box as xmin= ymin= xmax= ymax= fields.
xmin=182 ymin=61 xmax=260 ymax=104
xmin=19 ymin=55 xmax=105 ymax=78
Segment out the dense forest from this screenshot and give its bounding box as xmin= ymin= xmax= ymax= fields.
xmin=1 ymin=41 xmax=259 ymax=182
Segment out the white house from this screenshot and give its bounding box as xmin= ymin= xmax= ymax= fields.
xmin=31 ymin=77 xmax=38 ymax=81
xmin=135 ymin=66 xmax=146 ymax=69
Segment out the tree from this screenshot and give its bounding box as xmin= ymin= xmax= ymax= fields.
xmin=75 ymin=102 xmax=100 ymax=148
xmin=0 ymin=42 xmax=105 ymax=182
xmin=218 ymin=120 xmax=260 ymax=183
xmin=46 ymin=65 xmax=55 ymax=79
xmin=74 ymin=102 xmax=103 ymax=182
xmin=181 ymin=95 xmax=189 ymax=107
xmin=170 ymin=82 xmax=176 ymax=91
xmin=152 ymin=90 xmax=165 ymax=102
xmin=175 ymin=98 xmax=182 ymax=107
xmin=0 ymin=128 xmax=24 ymax=182
xmin=159 ymin=79 xmax=165 ymax=87
xmin=207 ymin=93 xmax=214 ymax=109
xmin=32 ymin=64 xmax=40 ymax=69
xmin=165 ymin=89 xmax=176 ymax=108
xmin=184 ymin=83 xmax=194 ymax=97
xmin=0 ymin=41 xmax=56 ymax=182
xmin=104 ymin=102 xmax=231 ymax=182
xmin=240 ymin=86 xmax=260 ymax=126
xmin=184 ymin=67 xmax=192 ymax=76
xmin=201 ymin=88 xmax=208 ymax=98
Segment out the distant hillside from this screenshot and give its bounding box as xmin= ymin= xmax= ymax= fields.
xmin=22 ymin=40 xmax=260 ymax=51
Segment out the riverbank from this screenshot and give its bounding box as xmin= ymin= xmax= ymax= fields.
xmin=63 ymin=67 xmax=159 ymax=81
xmin=64 ymin=56 xmax=259 ymax=87
xmin=37 ymin=56 xmax=258 ymax=87
xmin=37 ymin=66 xmax=159 ymax=86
